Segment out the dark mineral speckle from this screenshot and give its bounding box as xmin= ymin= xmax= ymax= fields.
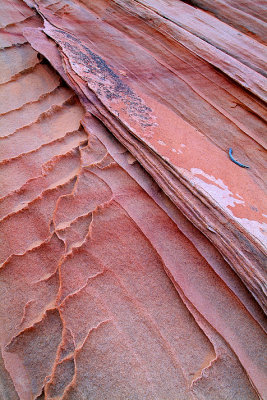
xmin=53 ymin=28 xmax=155 ymax=127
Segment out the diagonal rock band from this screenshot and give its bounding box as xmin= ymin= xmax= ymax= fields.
xmin=0 ymin=0 xmax=266 ymax=399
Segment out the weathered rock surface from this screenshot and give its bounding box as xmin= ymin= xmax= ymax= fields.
xmin=0 ymin=0 xmax=266 ymax=399
xmin=22 ymin=0 xmax=267 ymax=312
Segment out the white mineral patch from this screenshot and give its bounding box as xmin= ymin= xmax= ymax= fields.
xmin=190 ymin=168 xmax=267 ymax=246
xmin=158 ymin=140 xmax=167 ymax=146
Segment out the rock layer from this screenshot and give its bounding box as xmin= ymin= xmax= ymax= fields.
xmin=0 ymin=0 xmax=266 ymax=399
xmin=23 ymin=0 xmax=267 ymax=312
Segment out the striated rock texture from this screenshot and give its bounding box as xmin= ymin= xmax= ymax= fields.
xmin=22 ymin=0 xmax=267 ymax=312
xmin=0 ymin=0 xmax=266 ymax=399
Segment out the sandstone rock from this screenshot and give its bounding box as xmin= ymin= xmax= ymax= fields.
xmin=0 ymin=0 xmax=266 ymax=399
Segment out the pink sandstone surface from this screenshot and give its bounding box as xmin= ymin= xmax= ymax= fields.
xmin=0 ymin=0 xmax=266 ymax=399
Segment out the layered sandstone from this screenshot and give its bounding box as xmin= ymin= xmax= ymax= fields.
xmin=0 ymin=0 xmax=266 ymax=399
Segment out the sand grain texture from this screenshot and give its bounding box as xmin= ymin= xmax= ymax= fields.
xmin=0 ymin=0 xmax=266 ymax=399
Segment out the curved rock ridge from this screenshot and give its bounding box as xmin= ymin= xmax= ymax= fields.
xmin=23 ymin=0 xmax=267 ymax=312
xmin=0 ymin=0 xmax=266 ymax=399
